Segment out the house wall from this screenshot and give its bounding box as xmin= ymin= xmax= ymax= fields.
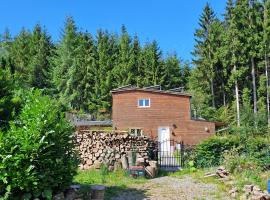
xmin=112 ymin=91 xmax=215 ymax=145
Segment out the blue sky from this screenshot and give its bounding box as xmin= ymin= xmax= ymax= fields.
xmin=0 ymin=1 xmax=226 ymax=61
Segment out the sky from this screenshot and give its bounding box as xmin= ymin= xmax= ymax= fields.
xmin=0 ymin=0 xmax=226 ymax=61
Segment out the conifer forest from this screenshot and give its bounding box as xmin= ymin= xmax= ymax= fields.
xmin=1 ymin=0 xmax=270 ymax=134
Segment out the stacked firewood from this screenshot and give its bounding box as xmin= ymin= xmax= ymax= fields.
xmin=75 ymin=130 xmax=157 ymax=170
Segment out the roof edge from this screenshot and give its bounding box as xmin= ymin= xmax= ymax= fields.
xmin=111 ymin=87 xmax=192 ymax=97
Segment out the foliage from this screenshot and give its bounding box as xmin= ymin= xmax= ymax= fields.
xmin=1 ymin=17 xmax=190 ymax=118
xmin=0 ymin=68 xmax=21 ymax=129
xmin=0 ymin=90 xmax=79 ymax=199
xmin=193 ymin=135 xmax=240 ymax=168
xmin=193 ymin=134 xmax=270 ymax=169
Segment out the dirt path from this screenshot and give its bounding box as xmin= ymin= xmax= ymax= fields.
xmin=110 ymin=176 xmax=231 ymax=200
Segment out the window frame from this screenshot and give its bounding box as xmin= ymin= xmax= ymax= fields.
xmin=129 ymin=128 xmax=143 ymax=136
xmin=138 ymin=98 xmax=151 ymax=108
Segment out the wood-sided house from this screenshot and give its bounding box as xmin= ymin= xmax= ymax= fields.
xmin=111 ymin=86 xmax=221 ymax=145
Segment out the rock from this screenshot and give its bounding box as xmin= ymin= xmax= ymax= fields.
xmin=108 ymin=165 xmax=114 ymax=171
xmin=53 ymin=192 xmax=64 ymax=200
xmin=253 ymin=185 xmax=261 ymax=192
xmin=229 ymin=187 xmax=238 ymax=198
xmin=243 ymin=184 xmax=254 ymax=194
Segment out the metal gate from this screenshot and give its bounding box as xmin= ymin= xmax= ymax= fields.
xmin=158 ymin=140 xmax=184 ymax=170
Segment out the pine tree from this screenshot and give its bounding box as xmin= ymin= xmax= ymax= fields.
xmin=113 ymin=25 xmax=133 ymax=87
xmin=130 ymin=35 xmax=141 ymax=86
xmin=10 ymin=28 xmax=32 ymax=86
xmin=192 ymin=3 xmax=218 ymax=108
xmin=225 ymin=0 xmax=249 ymax=126
xmin=52 ymin=16 xmax=78 ymax=106
xmin=247 ymin=0 xmax=263 ymax=116
xmin=263 ymin=0 xmax=270 ymax=126
xmin=141 ymin=41 xmax=163 ymax=86
xmin=29 ymin=24 xmax=53 ymax=89
xmin=181 ymin=62 xmax=191 ymax=90
xmin=163 ymin=53 xmax=182 ymax=89
xmin=89 ymin=30 xmax=117 ymax=117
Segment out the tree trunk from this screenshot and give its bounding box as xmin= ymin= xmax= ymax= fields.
xmin=234 ymin=63 xmax=240 ymax=127
xmin=210 ymin=77 xmax=215 ymax=108
xmin=222 ymin=81 xmax=226 ymax=106
xmin=251 ymin=57 xmax=257 ymax=114
xmin=265 ymin=50 xmax=270 ymax=126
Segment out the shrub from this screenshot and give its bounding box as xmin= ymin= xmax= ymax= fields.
xmin=222 ymin=147 xmax=262 ymax=173
xmin=0 ymin=90 xmax=79 ymax=199
xmin=193 ymin=135 xmax=240 ymax=168
xmin=193 ymin=134 xmax=270 ymax=169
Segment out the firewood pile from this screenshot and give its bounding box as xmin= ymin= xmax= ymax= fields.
xmin=75 ymin=130 xmax=157 ymax=170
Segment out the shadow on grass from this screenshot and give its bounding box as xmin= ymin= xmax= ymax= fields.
xmin=105 ymin=185 xmax=148 ymax=200
xmin=75 ymin=183 xmax=148 ymax=200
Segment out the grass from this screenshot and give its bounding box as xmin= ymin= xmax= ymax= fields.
xmin=74 ymin=169 xmax=147 ymax=199
xmin=74 ymin=166 xmax=270 ymax=199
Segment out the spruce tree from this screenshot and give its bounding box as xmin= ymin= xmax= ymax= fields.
xmin=30 ymin=24 xmax=52 ymax=89
xmin=113 ymin=25 xmax=133 ymax=87
xmin=192 ymin=3 xmax=218 ymax=108
xmin=52 ymin=16 xmax=78 ymax=106
xmin=141 ymin=41 xmax=163 ymax=86
xmin=163 ymin=53 xmax=181 ymax=89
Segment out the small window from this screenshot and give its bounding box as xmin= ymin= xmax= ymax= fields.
xmin=138 ymin=98 xmax=150 ymax=107
xmin=130 ymin=128 xmax=143 ymax=136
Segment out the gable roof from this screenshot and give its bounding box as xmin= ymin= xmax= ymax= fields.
xmin=111 ymin=85 xmax=192 ymax=97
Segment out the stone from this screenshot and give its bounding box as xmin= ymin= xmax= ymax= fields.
xmin=108 ymin=165 xmax=114 ymax=171
xmin=243 ymin=184 xmax=254 ymax=194
xmin=53 ymin=192 xmax=64 ymax=200
xmin=229 ymin=187 xmax=238 ymax=198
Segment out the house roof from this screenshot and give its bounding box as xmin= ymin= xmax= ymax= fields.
xmin=111 ymin=85 xmax=192 ymax=97
xmin=73 ymin=120 xmax=112 ymax=126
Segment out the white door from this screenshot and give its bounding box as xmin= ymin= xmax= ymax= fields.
xmin=158 ymin=127 xmax=170 ymax=152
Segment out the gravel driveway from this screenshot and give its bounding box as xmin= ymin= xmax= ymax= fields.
xmin=110 ymin=176 xmax=231 ymax=200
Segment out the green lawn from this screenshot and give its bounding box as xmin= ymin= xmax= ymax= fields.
xmin=74 ymin=169 xmax=147 ymax=199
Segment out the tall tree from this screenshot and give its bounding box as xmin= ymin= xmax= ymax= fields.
xmin=10 ymin=28 xmax=32 ymax=86
xmin=52 ymin=16 xmax=78 ymax=106
xmin=141 ymin=41 xmax=163 ymax=86
xmin=113 ymin=25 xmax=133 ymax=86
xmin=163 ymin=53 xmax=182 ymax=89
xmin=247 ymin=0 xmax=263 ymax=116
xmin=192 ymin=3 xmax=218 ymax=108
xmin=263 ymin=0 xmax=270 ymax=126
xmin=30 ymin=24 xmax=53 ymax=89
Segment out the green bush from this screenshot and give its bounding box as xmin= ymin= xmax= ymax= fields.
xmin=193 ymin=135 xmax=240 ymax=168
xmin=193 ymin=135 xmax=270 ymax=169
xmin=0 ymin=90 xmax=79 ymax=199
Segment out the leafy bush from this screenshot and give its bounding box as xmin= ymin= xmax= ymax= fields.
xmin=0 ymin=90 xmax=79 ymax=199
xmin=193 ymin=134 xmax=270 ymax=169
xmin=222 ymin=147 xmax=262 ymax=173
xmin=193 ymin=135 xmax=240 ymax=168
